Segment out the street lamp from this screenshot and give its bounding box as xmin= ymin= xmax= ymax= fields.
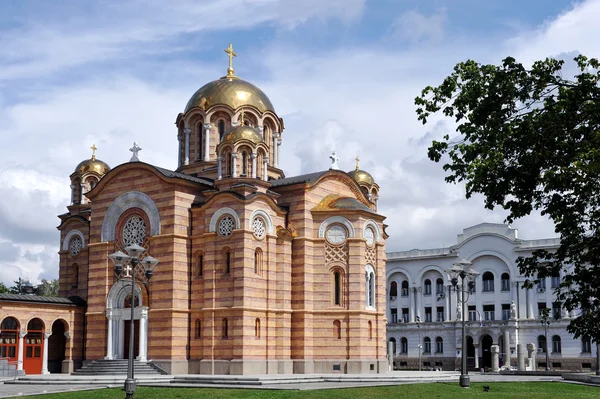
xmin=446 ymin=259 xmax=479 ymax=388
xmin=109 ymin=244 xmax=159 ymax=399
xmin=540 ymin=311 xmax=551 ymax=371
xmin=416 ymin=316 xmax=422 ymax=371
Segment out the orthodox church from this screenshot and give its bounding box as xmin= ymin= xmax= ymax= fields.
xmin=0 ymin=45 xmax=387 ymax=375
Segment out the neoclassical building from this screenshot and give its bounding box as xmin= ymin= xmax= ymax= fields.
xmin=386 ymin=223 xmax=598 ymax=372
xmin=0 ymin=45 xmax=388 ymax=375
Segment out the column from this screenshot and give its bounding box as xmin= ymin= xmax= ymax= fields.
xmin=273 ymin=133 xmax=279 ymax=167
xmin=511 ymin=281 xmax=519 ymax=319
xmin=105 ymin=310 xmax=113 ymax=359
xmin=17 ymin=331 xmax=26 ymax=371
xmin=232 ymin=153 xmax=238 ymax=178
xmin=504 ymin=330 xmax=511 ymax=366
xmin=138 ymin=308 xmax=148 ymax=362
xmin=203 ymin=123 xmax=211 ymax=161
xmin=184 ymin=128 xmax=191 ymax=165
xmin=408 ymin=287 xmax=414 ymax=323
xmin=69 ymin=184 xmax=75 ymax=205
xmin=251 ymin=153 xmax=257 ymax=178
xmin=491 ymin=345 xmax=500 ymax=372
xmin=263 ymin=158 xmax=269 ymax=181
xmin=42 ymin=331 xmax=52 ymax=374
xmin=446 ymin=285 xmax=452 ymax=321
xmin=79 ymin=183 xmax=85 ymax=204
xmin=473 ymin=344 xmax=480 ymax=370
xmin=217 ymin=156 xmax=223 ymax=180
xmin=415 ymin=287 xmax=422 ymax=322
xmin=178 ymin=136 xmax=182 ymax=167
xmin=277 ymin=137 xmax=282 ymax=167
xmin=527 ymin=288 xmax=535 ymax=319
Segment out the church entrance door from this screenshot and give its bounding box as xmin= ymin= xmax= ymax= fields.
xmin=123 ymin=320 xmax=140 ymax=359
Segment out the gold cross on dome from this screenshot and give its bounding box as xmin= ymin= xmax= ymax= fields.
xmin=224 ymin=43 xmax=237 ymax=77
xmin=355 ymin=156 xmax=360 ymax=171
xmin=91 ymin=144 xmax=97 ymax=160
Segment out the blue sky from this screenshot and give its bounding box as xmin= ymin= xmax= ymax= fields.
xmin=0 ymin=0 xmax=598 ymax=286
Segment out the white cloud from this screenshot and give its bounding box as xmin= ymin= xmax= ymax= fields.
xmin=391 ymin=9 xmax=447 ymax=44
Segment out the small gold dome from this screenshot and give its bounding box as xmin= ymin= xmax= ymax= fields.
xmin=222 ymin=125 xmax=264 ymax=145
xmin=185 ymin=76 xmax=275 ymax=114
xmin=75 ymin=157 xmax=110 ymax=175
xmin=348 ymin=169 xmax=374 ymax=186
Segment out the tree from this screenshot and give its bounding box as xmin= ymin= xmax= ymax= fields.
xmin=36 ymin=279 xmax=59 ymax=297
xmin=0 ymin=282 xmax=8 ymax=294
xmin=415 ymin=55 xmax=600 ymax=343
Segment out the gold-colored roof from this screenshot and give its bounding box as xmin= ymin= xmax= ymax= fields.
xmin=222 ymin=125 xmax=264 ymax=144
xmin=75 ymin=158 xmax=111 ymax=175
xmin=184 ymin=76 xmax=275 ymax=114
xmin=347 ymin=169 xmax=374 ymax=186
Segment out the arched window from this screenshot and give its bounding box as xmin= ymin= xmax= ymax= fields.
xmin=423 ymin=337 xmax=431 ymax=353
xmin=254 ymin=248 xmax=262 ymax=275
xmin=551 ymin=271 xmax=560 ymax=288
xmin=242 ymin=151 xmax=248 ymax=176
xmin=389 ymin=281 xmax=397 ymax=298
xmin=197 ymin=253 xmax=204 ymax=277
xmin=424 ymin=279 xmax=432 ymax=295
xmin=72 ymin=263 xmax=79 ymax=288
xmin=225 ymin=249 xmax=231 ymax=274
xmin=482 ymin=272 xmax=494 ymax=292
xmin=333 ymin=270 xmax=341 ymax=306
xmin=538 ymin=335 xmax=547 ymax=353
xmin=366 ymin=267 xmax=375 ymax=308
xmin=333 ymin=320 xmax=341 ymax=339
xmin=389 ymin=337 xmax=396 ymax=355
xmin=400 ymin=337 xmax=408 ymax=353
xmin=218 ymin=120 xmax=225 ymax=140
xmin=501 ymin=273 xmax=510 ymax=291
xmin=255 ymin=318 xmax=260 ymax=338
xmin=368 ymin=320 xmax=373 ymax=340
xmin=197 ymin=123 xmax=204 ymax=160
xmin=401 ymin=281 xmax=409 ymax=296
xmin=436 ymin=278 xmax=444 ymax=294
xmin=552 ymin=335 xmax=561 ymax=353
xmin=222 ymin=318 xmax=228 ymax=338
xmin=537 ymin=274 xmax=546 ymax=290
xmin=195 ymin=319 xmax=201 ymax=338
xmin=226 ymin=152 xmax=233 ymax=177
xmin=435 ymin=337 xmax=443 ymax=353
xmin=0 ymin=317 xmax=19 ymax=359
xmin=582 ymin=336 xmax=591 ymax=353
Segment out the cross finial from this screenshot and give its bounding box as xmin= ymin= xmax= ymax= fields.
xmin=129 ymin=142 xmax=142 ymax=162
xmin=91 ymin=144 xmax=97 ymax=161
xmin=329 ymin=151 xmax=340 ymax=170
xmin=355 ymin=155 xmax=360 ymax=171
xmin=224 ymin=43 xmax=237 ymax=77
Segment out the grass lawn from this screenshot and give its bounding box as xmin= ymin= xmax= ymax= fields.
xmin=9 ymin=382 xmax=599 ymax=399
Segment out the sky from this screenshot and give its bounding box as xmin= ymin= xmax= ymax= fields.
xmin=1 ymin=0 xmax=598 ymax=287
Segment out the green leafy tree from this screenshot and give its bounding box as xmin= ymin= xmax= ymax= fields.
xmin=415 ymin=55 xmax=600 ymax=343
xmin=0 ymin=282 xmax=8 ymax=294
xmin=36 ymin=279 xmax=59 ymax=297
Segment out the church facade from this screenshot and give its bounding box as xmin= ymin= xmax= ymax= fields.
xmin=0 ymin=45 xmax=388 ymax=375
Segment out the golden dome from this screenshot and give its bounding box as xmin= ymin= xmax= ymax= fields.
xmin=348 ymin=169 xmax=375 ymax=186
xmin=75 ymin=157 xmax=110 ymax=175
xmin=184 ymin=76 xmax=275 ymax=114
xmin=222 ymin=125 xmax=264 ymax=145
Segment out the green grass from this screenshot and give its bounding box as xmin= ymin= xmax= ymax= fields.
xmin=9 ymin=382 xmax=599 ymax=399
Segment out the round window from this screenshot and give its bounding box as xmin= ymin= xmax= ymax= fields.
xmin=326 ymin=225 xmax=348 ymax=244
xmin=364 ymin=227 xmax=375 ymax=246
xmin=69 ymin=236 xmax=82 ymax=256
xmin=218 ymin=216 xmax=235 ymax=237
xmin=122 ymin=215 xmax=147 ymax=246
xmin=252 ymin=217 xmax=266 ymax=239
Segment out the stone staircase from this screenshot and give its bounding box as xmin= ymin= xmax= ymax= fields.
xmin=0 ymin=358 xmax=24 ymax=378
xmin=73 ymin=359 xmax=166 ymax=376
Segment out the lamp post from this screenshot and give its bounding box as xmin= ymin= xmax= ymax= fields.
xmin=416 ymin=316 xmax=422 ymax=371
xmin=446 ymin=259 xmax=479 ymax=388
xmin=540 ymin=311 xmax=551 ymax=371
xmin=109 ymin=244 xmax=159 ymax=399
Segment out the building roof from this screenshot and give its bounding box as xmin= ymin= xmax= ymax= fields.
xmin=270 ymin=171 xmax=328 ymax=187
xmin=154 ymin=166 xmax=214 ymax=186
xmin=0 ymin=293 xmax=86 ymax=306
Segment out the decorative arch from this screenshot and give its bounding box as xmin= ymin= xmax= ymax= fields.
xmin=467 ymin=250 xmax=518 ymax=277
xmin=101 ymin=191 xmax=160 ymax=242
xmin=363 ymin=219 xmax=381 ymax=242
xmin=249 ymin=209 xmax=274 ymax=234
xmin=416 ymin=265 xmax=448 ymax=285
xmin=318 ymin=216 xmax=355 ymax=238
xmin=209 ymin=207 xmax=241 ymax=232
xmin=62 ymin=229 xmax=85 ymax=251
xmin=106 ymin=279 xmax=143 ymax=309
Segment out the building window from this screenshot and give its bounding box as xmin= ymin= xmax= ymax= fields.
xmin=389 ymin=281 xmax=398 ymax=298
xmin=400 ymin=337 xmax=408 ymax=353
xmin=69 ymin=236 xmax=82 ymax=256
xmin=552 ymin=335 xmax=561 ymax=353
xmin=435 ymin=337 xmax=443 ymax=353
xmin=469 ymin=279 xmax=476 ymax=294
xmin=197 ymin=123 xmax=204 ymax=160
xmin=552 ymin=302 xmax=562 ymax=319
xmin=390 ymin=308 xmax=398 ymax=323
xmin=468 ymin=305 xmax=477 ymax=322
xmin=482 ymin=272 xmax=494 ymax=292
xmin=502 ymin=304 xmax=511 ymax=321
xmin=72 ymin=264 xmax=79 ymax=288
xmin=538 ymin=335 xmax=547 ymax=353
xmin=122 ymin=215 xmax=147 ymax=246
xmin=218 ymin=120 xmax=225 ymax=140
xmin=425 ymin=307 xmax=432 ymax=323
xmin=483 ymin=304 xmax=495 ymax=321
xmin=436 ymin=307 xmax=444 ymax=322
xmin=424 ymin=279 xmax=431 ymax=295
xmin=423 ymin=337 xmax=431 ymax=353
xmin=401 ymin=281 xmax=409 ymax=297
xmin=218 ymin=216 xmax=235 ymax=237
xmin=401 ymin=308 xmax=409 ymax=323
xmin=551 ymin=271 xmax=560 ymax=288
xmin=197 ymin=254 xmax=203 ymax=277
xmin=368 ymin=320 xmax=373 ymax=340
xmin=255 ymin=318 xmax=260 ymax=338
xmin=501 ymin=273 xmax=510 ymax=291
xmin=366 ymin=266 xmax=375 ymax=308
xmin=537 ymin=275 xmax=546 ymax=291
xmin=222 ymin=318 xmax=228 ymax=338
xmin=326 ymin=224 xmax=348 ymax=245
xmin=254 ymin=248 xmax=262 ymax=275
xmin=252 ymin=217 xmax=266 ymax=239
xmin=538 ymin=302 xmax=547 ymax=318
xmin=225 ymin=250 xmax=231 ymax=274
xmin=435 ymin=278 xmax=444 ymax=294
xmin=242 ymin=151 xmax=248 ymax=176
xmin=334 ymin=270 xmax=342 ymax=305
xmin=195 ymin=319 xmax=201 ymax=338
xmin=582 ymin=336 xmax=591 ymax=353
xmin=389 ymin=338 xmax=396 ymax=354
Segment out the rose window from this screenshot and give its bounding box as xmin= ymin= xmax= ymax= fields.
xmin=69 ymin=236 xmax=82 ymax=256
xmin=218 ymin=216 xmax=235 ymax=237
xmin=364 ymin=227 xmax=375 ymax=246
xmin=252 ymin=217 xmax=266 ymax=239
xmin=122 ymin=216 xmax=147 ymax=246
xmin=326 ymin=225 xmax=348 ymax=245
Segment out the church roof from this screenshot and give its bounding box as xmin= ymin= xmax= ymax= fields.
xmin=0 ymin=293 xmax=86 ymax=306
xmin=270 ymin=171 xmax=328 ymax=187
xmin=153 ymin=166 xmax=214 ymax=186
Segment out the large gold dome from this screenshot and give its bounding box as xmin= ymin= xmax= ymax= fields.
xmin=185 ymin=76 xmax=275 ymax=114
xmin=348 ymin=169 xmax=374 ymax=186
xmin=74 ymin=157 xmax=110 ymax=175
xmin=222 ymin=125 xmax=264 ymax=145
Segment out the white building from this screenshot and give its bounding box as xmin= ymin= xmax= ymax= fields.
xmin=386 ymin=223 xmax=597 ymax=371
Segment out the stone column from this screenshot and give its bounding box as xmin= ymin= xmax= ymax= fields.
xmin=17 ymin=331 xmax=26 ymax=371
xmin=105 ymin=309 xmax=113 ymax=359
xmin=178 ymin=136 xmax=182 ymax=167
xmin=517 ymin=344 xmax=526 ymax=371
xmin=527 ymin=343 xmax=537 ymax=371
xmin=527 ymin=288 xmax=535 ymax=319
xmin=70 ymin=184 xmax=75 ymax=205
xmin=415 ymin=287 xmax=422 ymax=322
xmin=512 ymin=281 xmax=520 ymax=319
xmin=277 ymin=137 xmax=282 ymax=167
xmin=263 ymin=158 xmax=269 ymax=181
xmin=491 ymin=345 xmax=500 ymax=372
xmin=446 ymin=285 xmax=452 ymax=321
xmin=273 ymin=133 xmax=279 ymax=167
xmin=79 ymin=183 xmax=85 ymax=204
xmin=503 ymin=330 xmax=511 ymax=367
xmin=203 ymin=123 xmax=211 ymax=161
xmin=184 ymin=128 xmax=191 ymax=165
xmin=473 ymin=344 xmax=480 ymax=370
xmin=62 ymin=332 xmax=74 ymax=374
xmin=251 ymin=153 xmax=257 ymax=179
xmin=42 ymin=331 xmax=52 ymax=374
xmin=138 ymin=308 xmax=148 ymax=362
xmin=232 ymin=153 xmax=238 ymax=178
xmin=217 ymin=156 xmax=223 ymax=180
xmin=408 ymin=287 xmax=414 ymax=322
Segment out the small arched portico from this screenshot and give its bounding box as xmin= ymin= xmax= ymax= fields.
xmin=105 ymin=279 xmax=148 ymax=361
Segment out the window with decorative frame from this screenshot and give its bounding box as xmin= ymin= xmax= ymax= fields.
xmin=333 ymin=269 xmax=343 ymax=306
xmin=424 ymin=279 xmax=432 ymax=295
xmin=482 ymin=272 xmax=495 ymax=292
xmin=218 ymin=215 xmax=235 ymax=238
xmin=389 ymin=281 xmax=398 ymax=298
xmin=423 ymin=337 xmax=431 ymax=353
xmin=254 ymin=248 xmax=263 ymax=275
xmin=121 ymin=214 xmax=147 ymax=247
xmin=400 ymin=337 xmax=408 ymax=353
xmin=582 ymin=336 xmax=591 ymax=353
xmin=224 ymin=248 xmax=231 ymax=274
xmin=252 ymin=217 xmax=266 ymax=239
xmin=435 ymin=337 xmax=443 ymax=353
xmin=333 ymin=320 xmax=341 ymax=339
xmin=68 ymin=236 xmax=82 ymax=256
xmin=552 ymin=335 xmax=561 ymax=353
xmin=197 ymin=253 xmax=204 ymax=278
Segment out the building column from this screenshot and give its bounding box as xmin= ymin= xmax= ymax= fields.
xmin=408 ymin=287 xmax=414 ymax=322
xmin=138 ymin=308 xmax=148 ymax=362
xmin=203 ymin=123 xmax=211 ymax=161
xmin=446 ymin=285 xmax=452 ymax=321
xmin=527 ymin=288 xmax=535 ymax=319
xmin=251 ymin=153 xmax=257 ymax=178
xmin=504 ymin=330 xmax=511 ymax=366
xmin=415 ymin=287 xmax=422 ymax=322
xmin=263 ymin=158 xmax=269 ymax=181
xmin=277 ymin=137 xmax=282 ymax=167
xmin=273 ymin=133 xmax=279 ymax=167
xmin=232 ymin=153 xmax=238 ymax=178
xmin=17 ymin=331 xmax=26 ymax=371
xmin=105 ymin=309 xmax=113 ymax=359
xmin=79 ymin=183 xmax=85 ymax=204
xmin=217 ymin=156 xmax=223 ymax=180
xmin=473 ymin=343 xmax=480 ymax=369
xmin=184 ymin=128 xmax=191 ymax=165
xmin=178 ymin=135 xmax=182 ymax=167
xmin=511 ymin=281 xmax=519 ymax=319
xmin=42 ymin=331 xmax=52 ymax=374
xmin=69 ymin=184 xmax=75 ymax=205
